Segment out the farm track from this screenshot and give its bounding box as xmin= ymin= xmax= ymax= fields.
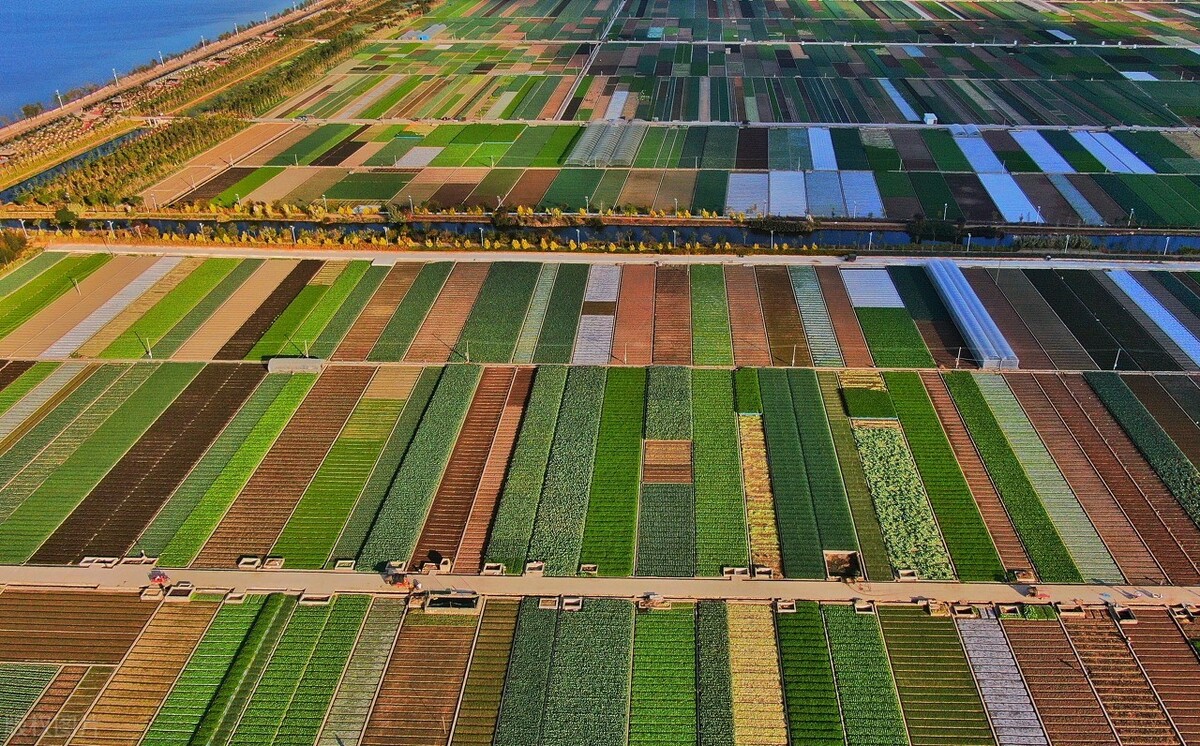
xmin=6 ymin=665 xmax=88 ymax=746
xmin=333 ymin=263 xmax=421 ymax=361
xmin=611 ymin=265 xmax=655 ymax=365
xmin=1002 ymin=618 xmax=1119 ymax=745
xmin=723 ymin=265 xmax=772 ymax=367
xmin=0 ymin=590 xmax=157 ymax=664
xmin=454 ymin=367 xmax=535 ymax=574
xmin=216 ymin=259 xmax=323 ymax=360
xmin=651 ymin=266 xmax=691 ymax=365
xmin=1036 ymin=373 xmax=1200 ymax=585
xmin=31 ymin=364 xmax=266 ymax=564
xmin=1004 ymin=373 xmax=1164 ymax=585
xmin=405 ymin=263 xmax=490 ymax=363
xmin=65 ymin=600 xmax=218 ymax=746
xmin=1123 ymin=375 xmax=1200 ymax=468
xmin=919 ymin=371 xmax=1030 ymax=575
xmin=1062 ymin=611 xmax=1182 ymax=746
xmin=755 ymin=266 xmax=811 ymax=367
xmin=193 ymin=367 xmax=375 ymax=567
xmin=990 ymin=269 xmax=1096 ymax=371
xmin=361 ymin=615 xmax=477 ymax=746
xmin=411 ymin=367 xmax=515 ymax=570
xmin=1125 ymin=607 xmax=1200 ymax=743
xmin=815 ymin=266 xmax=872 ymax=367
xmin=961 ymin=267 xmax=1052 ymax=369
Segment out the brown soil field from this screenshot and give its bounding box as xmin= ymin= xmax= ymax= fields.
xmin=723 ymin=265 xmax=772 ymax=367
xmin=1124 ymin=607 xmax=1200 ymax=743
xmin=816 ymin=266 xmax=873 ymax=368
xmin=755 ymin=266 xmax=810 ymax=367
xmin=991 ymin=269 xmax=1096 ymax=370
xmin=0 ymin=590 xmax=157 ymax=664
xmin=405 ymin=262 xmax=490 ymax=363
xmin=960 ymin=268 xmax=1052 ymax=369
xmin=652 ymin=266 xmax=691 ymax=365
xmin=216 ymin=260 xmax=323 ymax=359
xmin=333 ymin=263 xmax=422 ymax=361
xmin=611 ymin=264 xmax=655 ymax=365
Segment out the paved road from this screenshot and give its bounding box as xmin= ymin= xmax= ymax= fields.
xmin=47 ymin=242 xmax=1199 ymax=272
xmin=1 ymin=564 xmax=1195 ymax=607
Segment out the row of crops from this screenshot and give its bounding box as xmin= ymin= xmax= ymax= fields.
xmin=6 ymin=593 xmax=1199 ymax=746
xmin=4 ymin=348 xmax=1200 ymax=584
xmin=10 ymin=254 xmax=1200 ymax=375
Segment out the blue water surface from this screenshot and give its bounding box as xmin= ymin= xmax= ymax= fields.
xmin=0 ymin=0 xmax=301 ymax=118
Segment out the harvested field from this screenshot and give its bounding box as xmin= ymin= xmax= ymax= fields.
xmin=1062 ymin=612 xmax=1181 ymax=745
xmin=173 ymin=260 xmax=300 ymax=360
xmin=5 ymin=665 xmax=88 ymax=746
xmin=990 ymin=269 xmax=1096 ymax=371
xmin=192 ymin=367 xmax=375 ymax=567
xmin=31 ymin=363 xmax=265 ymax=564
xmin=961 ymin=267 xmax=1052 ymax=370
xmin=1005 ymin=372 xmax=1164 ymax=585
xmin=611 ymin=265 xmax=655 ymax=365
xmin=0 ymin=591 xmax=156 ymax=664
xmin=816 ymin=266 xmax=872 ymax=367
xmin=1124 ymin=607 xmax=1200 ymax=744
xmin=1036 ymin=373 xmax=1200 ymax=585
xmin=723 ymin=265 xmax=771 ymax=366
xmin=1124 ymin=375 xmax=1200 ymax=468
xmin=755 ymin=266 xmax=810 ymax=367
xmin=454 ymin=367 xmax=534 ymax=574
xmin=651 ymin=266 xmax=691 ymax=365
xmin=1003 ymin=617 xmax=1119 ymax=745
xmin=404 ymin=262 xmax=491 ymax=363
xmin=361 ymin=613 xmax=477 ymax=746
xmin=410 ymin=366 xmax=515 ymax=569
xmin=642 ymin=440 xmax=692 ymax=484
xmin=216 ymin=259 xmax=322 ymax=359
xmin=65 ymin=601 xmax=218 ymax=746
xmin=333 ymin=263 xmax=421 ymax=360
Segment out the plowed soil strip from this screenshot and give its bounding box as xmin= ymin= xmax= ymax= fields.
xmin=66 ymin=601 xmax=218 ymax=746
xmin=362 ymin=614 xmax=476 ymax=746
xmin=0 ymin=590 xmax=157 ymax=664
xmin=411 ymin=367 xmax=515 ymax=570
xmin=0 ymin=360 xmax=34 ymax=392
xmin=31 ymin=364 xmax=267 ymax=564
xmin=216 ymin=259 xmax=323 ymax=360
xmin=1003 ymin=618 xmax=1118 ymax=745
xmin=31 ymin=666 xmax=113 ymax=746
xmin=0 ymin=256 xmax=155 ymax=358
xmin=816 ymin=266 xmax=873 ymax=367
xmin=1123 ymin=375 xmax=1200 ymax=469
xmin=454 ymin=366 xmax=534 ymax=574
xmin=1125 ymin=608 xmax=1200 ymax=743
xmin=174 ymin=260 xmax=299 ymax=360
xmin=642 ymin=440 xmax=693 ymax=483
xmin=193 ymin=367 xmax=375 ymax=567
xmin=919 ymin=371 xmax=1031 ymax=575
xmin=724 ymin=265 xmax=772 ymax=367
xmin=333 ymin=263 xmax=421 ymax=361
xmin=611 ymin=265 xmax=655 ymax=365
xmin=1038 ymin=373 xmax=1200 ymax=585
xmin=6 ymin=665 xmax=88 ymax=746
xmin=1063 ymin=613 xmax=1181 ymax=746
xmin=1005 ymin=372 xmax=1163 ymax=585
xmin=993 ymin=269 xmax=1097 ymax=370
xmin=755 ymin=266 xmax=810 ymax=367
xmin=404 ymin=263 xmax=490 ymax=363
xmin=962 ymin=267 xmax=1052 ymax=369
xmin=652 ymin=266 xmax=691 ymax=365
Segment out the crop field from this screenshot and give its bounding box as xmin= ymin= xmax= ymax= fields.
xmin=0 ymin=592 xmax=1196 ymax=745
xmin=3 ymin=254 xmax=1200 ymax=582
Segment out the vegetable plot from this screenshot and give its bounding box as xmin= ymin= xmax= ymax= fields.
xmin=697 ymin=601 xmax=736 ymax=746
xmin=853 ymin=424 xmax=954 ymax=580
xmin=727 ymin=603 xmax=788 ymax=745
xmin=822 ymin=604 xmax=908 ymax=746
xmin=494 ymin=598 xmax=557 ymax=746
xmin=629 ymin=606 xmax=697 ymax=746
xmin=692 ymin=370 xmax=749 ymax=575
xmin=777 ymin=602 xmax=845 ymax=746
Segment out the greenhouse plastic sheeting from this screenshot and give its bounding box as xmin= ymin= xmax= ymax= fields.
xmin=1011 ymin=131 xmax=1074 ymax=174
xmin=978 ymin=173 xmax=1044 ymax=223
xmin=926 ymin=259 xmax=1019 ymax=369
xmin=805 ymin=170 xmax=846 ymax=217
xmin=953 ymin=130 xmax=1007 ymax=173
xmin=1109 ymin=269 xmax=1200 ymax=366
xmin=1090 ymin=132 xmax=1154 ymax=174
xmin=841 ymin=268 xmax=905 ymax=308
xmin=879 ymin=79 xmax=920 ymax=122
xmin=1047 ymin=174 xmax=1105 ymax=225
xmin=808 ymin=127 xmax=838 ymax=171
xmin=1071 ymin=131 xmax=1153 ymax=174
xmin=840 ymin=171 xmax=886 ymax=218
xmin=725 ymin=172 xmax=770 ymax=216
xmin=572 ymin=315 xmax=615 ymax=364
xmin=768 ymin=171 xmax=807 ymax=216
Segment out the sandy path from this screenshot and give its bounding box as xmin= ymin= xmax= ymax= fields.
xmin=0 ymin=256 xmax=157 ymax=358
xmin=173 ymin=259 xmax=299 ymax=360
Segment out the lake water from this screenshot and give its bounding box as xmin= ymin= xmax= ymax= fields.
xmin=0 ymin=0 xmax=302 ymax=119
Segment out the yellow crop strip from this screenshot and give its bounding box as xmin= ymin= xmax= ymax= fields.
xmin=738 ymin=415 xmax=782 ymax=575
xmin=727 ymin=603 xmax=788 ymax=745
